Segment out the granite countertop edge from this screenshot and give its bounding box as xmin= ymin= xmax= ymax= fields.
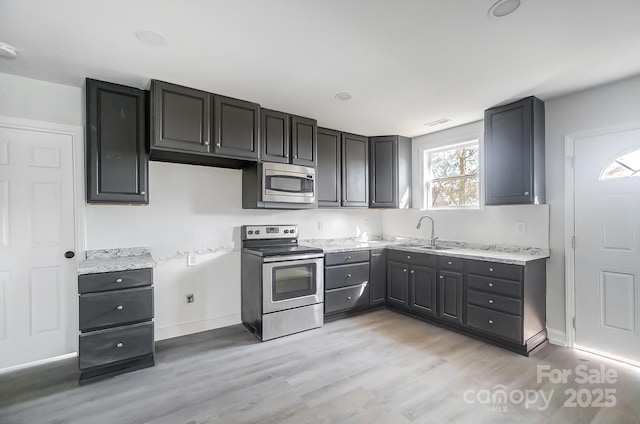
xmin=78 ymin=248 xmax=157 ymax=275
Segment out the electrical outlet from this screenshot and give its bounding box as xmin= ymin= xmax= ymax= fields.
xmin=187 ymin=252 xmax=197 ymax=267
xmin=186 ymin=293 xmax=194 ymax=304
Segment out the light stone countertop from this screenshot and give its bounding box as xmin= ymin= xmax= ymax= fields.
xmin=78 ymin=247 xmax=157 ymax=275
xmin=300 ymin=237 xmax=549 ymax=265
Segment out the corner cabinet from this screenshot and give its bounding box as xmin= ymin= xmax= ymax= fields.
xmin=85 ymin=79 xmax=148 ymax=204
xmin=369 ymin=136 xmax=411 ymax=208
xmin=484 ymin=96 xmax=545 ymax=205
xmin=261 ymin=110 xmax=317 ymax=167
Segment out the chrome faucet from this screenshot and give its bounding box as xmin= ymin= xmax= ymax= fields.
xmin=416 ymin=215 xmax=438 ymax=246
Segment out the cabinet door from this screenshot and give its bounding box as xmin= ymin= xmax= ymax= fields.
xmin=291 ymin=115 xmax=317 ymax=167
xmin=370 ymin=250 xmax=386 ymax=306
xmin=370 ymin=136 xmax=397 ymax=207
xmin=386 ymin=260 xmax=408 ymax=307
xmin=341 ymin=133 xmax=369 ymax=207
xmin=261 ymin=109 xmax=290 ymax=163
xmin=484 ymin=96 xmax=544 ymax=205
xmin=151 ymin=80 xmax=211 ymax=153
xmin=86 ymin=79 xmax=148 ymax=204
xmin=317 ymin=128 xmax=342 ymax=207
xmin=438 ymin=270 xmax=463 ymax=324
xmin=410 ymin=265 xmax=437 ymax=316
xmin=213 ymin=96 xmax=260 ymax=160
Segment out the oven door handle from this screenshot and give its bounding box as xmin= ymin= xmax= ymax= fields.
xmin=262 ymin=253 xmax=324 ymax=263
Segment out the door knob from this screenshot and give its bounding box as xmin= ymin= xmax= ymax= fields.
xmin=64 ymin=251 xmax=75 ymax=259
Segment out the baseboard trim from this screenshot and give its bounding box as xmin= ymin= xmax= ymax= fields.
xmin=547 ymin=328 xmax=567 ymax=347
xmin=155 ymin=314 xmax=241 ymax=341
xmin=0 ymin=352 xmax=77 ymax=375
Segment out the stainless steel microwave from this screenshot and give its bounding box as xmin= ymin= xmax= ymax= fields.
xmin=262 ymin=162 xmax=315 ymax=204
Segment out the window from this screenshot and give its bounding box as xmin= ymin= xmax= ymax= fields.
xmin=600 ymin=148 xmax=640 ymax=180
xmin=424 ymin=140 xmax=479 ymax=209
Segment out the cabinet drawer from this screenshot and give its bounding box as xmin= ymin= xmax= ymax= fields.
xmin=325 ymin=283 xmax=370 ymax=314
xmin=438 ymin=256 xmax=463 ymax=271
xmin=79 ymin=322 xmax=154 ymax=369
xmin=79 ymin=287 xmax=154 ymax=331
xmin=467 ymin=289 xmax=521 ymax=316
xmin=325 ymin=251 xmax=369 ymax=266
xmin=387 ymin=250 xmax=435 ymax=267
xmin=466 ymin=304 xmax=522 ymax=342
xmin=467 ymin=274 xmax=522 ymax=298
xmin=325 ymin=262 xmax=370 ymax=290
xmin=466 ymin=260 xmax=522 ymax=281
xmin=79 ymin=268 xmax=153 ymax=294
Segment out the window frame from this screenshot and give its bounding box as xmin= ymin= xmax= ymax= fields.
xmin=423 ymin=139 xmax=481 ymax=210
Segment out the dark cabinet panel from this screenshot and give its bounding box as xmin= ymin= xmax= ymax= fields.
xmin=370 ymin=250 xmax=386 ymax=306
xmin=86 ymin=79 xmax=148 ymax=204
xmin=151 ymin=80 xmax=211 ymax=153
xmin=79 ymin=322 xmax=154 ymax=370
xmin=410 ymin=265 xmax=437 ymax=316
xmin=341 ymin=133 xmax=369 ymax=207
xmin=291 ymin=115 xmax=317 ymax=167
xmin=484 ymin=96 xmax=545 ymax=205
xmin=325 ymin=283 xmax=370 ymax=315
xmin=387 ymin=260 xmax=408 ymax=307
xmin=369 ymin=136 xmax=411 ymax=208
xmin=438 ymin=270 xmax=463 ymax=325
xmin=317 ymin=128 xmax=342 ymax=207
xmin=213 ymin=96 xmax=260 ymax=160
xmin=261 ymin=109 xmax=290 ymax=164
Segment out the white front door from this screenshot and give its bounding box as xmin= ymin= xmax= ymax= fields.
xmin=0 ymin=124 xmax=77 ymax=369
xmin=574 ymin=129 xmax=640 ymax=364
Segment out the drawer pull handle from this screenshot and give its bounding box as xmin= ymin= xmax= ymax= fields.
xmin=447 ymin=261 xmax=452 ymax=265
xmin=489 ymin=268 xmax=494 ymax=272
xmin=116 ymin=278 xmax=123 ymax=283
xmin=347 ymin=256 xmax=352 ymax=260
xmin=488 ymin=320 xmax=494 ymax=325
xmin=489 ymin=283 xmax=494 ymax=287
xmin=347 ymin=296 xmax=352 ymax=300
xmin=116 ymin=342 xmax=124 ymax=348
xmin=116 ymin=305 xmax=124 ymax=310
xmin=488 ymin=300 xmax=494 ymax=304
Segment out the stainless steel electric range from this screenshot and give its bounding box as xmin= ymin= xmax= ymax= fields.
xmin=241 ymin=224 xmax=324 ymax=341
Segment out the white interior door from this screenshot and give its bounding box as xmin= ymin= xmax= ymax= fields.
xmin=0 ymin=124 xmax=77 ymax=369
xmin=574 ymin=129 xmax=640 ymax=364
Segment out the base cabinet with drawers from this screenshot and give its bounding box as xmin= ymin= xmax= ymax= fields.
xmin=78 ymin=268 xmax=155 ymax=383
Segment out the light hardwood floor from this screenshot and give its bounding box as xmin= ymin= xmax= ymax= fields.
xmin=1 ymin=309 xmax=640 ymax=424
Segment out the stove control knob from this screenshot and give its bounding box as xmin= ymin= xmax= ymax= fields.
xmin=284 ymin=230 xmax=289 ymax=234
xmin=248 ymin=230 xmax=253 ymax=235
xmin=255 ymin=230 xmax=261 ymax=235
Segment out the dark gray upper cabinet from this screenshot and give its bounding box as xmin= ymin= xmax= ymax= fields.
xmin=213 ymin=95 xmax=260 ymax=160
xmin=317 ymin=127 xmax=341 ymax=207
xmin=484 ymin=96 xmax=545 ymax=205
xmin=86 ymin=79 xmax=148 ymax=204
xmin=341 ymin=133 xmax=369 ymax=207
xmin=291 ymin=115 xmax=317 ymax=167
xmin=151 ymin=80 xmax=211 ymax=153
xmin=261 ymin=109 xmax=290 ymax=164
xmin=369 ymin=135 xmax=412 ymax=208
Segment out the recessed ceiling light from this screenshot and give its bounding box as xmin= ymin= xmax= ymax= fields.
xmin=0 ymin=42 xmax=17 ymax=60
xmin=335 ymin=92 xmax=352 ymax=101
xmin=135 ymin=29 xmax=167 ymax=46
xmin=488 ymin=0 xmax=521 ymax=18
xmin=424 ymin=118 xmax=452 ymax=127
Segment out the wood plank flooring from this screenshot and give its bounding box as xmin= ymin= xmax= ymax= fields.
xmin=1 ymin=309 xmax=640 ymax=424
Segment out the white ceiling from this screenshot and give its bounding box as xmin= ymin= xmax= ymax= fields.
xmin=1 ymin=0 xmax=640 ymax=137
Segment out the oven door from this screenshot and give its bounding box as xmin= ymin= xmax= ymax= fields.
xmin=262 ymin=255 xmax=324 ymax=314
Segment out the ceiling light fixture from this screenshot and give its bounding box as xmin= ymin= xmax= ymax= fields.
xmin=135 ymin=29 xmax=167 ymax=46
xmin=488 ymin=0 xmax=521 ymax=18
xmin=424 ymin=118 xmax=452 ymax=127
xmin=0 ymin=42 xmax=17 ymax=59
xmin=335 ymin=92 xmax=352 ymax=101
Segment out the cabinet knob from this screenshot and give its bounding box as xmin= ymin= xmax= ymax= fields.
xmin=347 ymin=296 xmax=352 ymax=300
xmin=489 ymin=268 xmax=494 ymax=272
xmin=524 ymin=191 xmax=530 ymax=196
xmin=347 ymin=256 xmax=352 ymax=260
xmin=116 ymin=342 xmax=124 ymax=348
xmin=403 ymin=269 xmax=407 ymax=273
xmin=488 ymin=299 xmax=494 ymax=304
xmin=447 ymin=261 xmax=452 ymax=265
xmin=407 ymin=255 xmax=411 ymax=259
xmin=141 ymin=191 xmax=146 ymax=195
xmin=115 ymin=278 xmax=123 ymax=283
xmin=411 ymin=270 xmax=414 ymax=274
xmin=204 ymin=141 xmax=210 ymax=146
xmin=489 ymin=282 xmax=494 ymax=287
xmin=488 ymin=320 xmax=494 ymax=325
xmin=440 ymin=276 xmax=443 ymax=279
xmin=216 ymin=142 xmax=221 ymax=147
xmin=116 ymin=305 xmax=124 ymax=310
xmin=347 ymin=274 xmax=352 ymax=278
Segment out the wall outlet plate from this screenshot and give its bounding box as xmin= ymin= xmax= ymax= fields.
xmin=186 ymin=293 xmax=194 ymax=304
xmin=187 ymin=252 xmax=197 ymax=267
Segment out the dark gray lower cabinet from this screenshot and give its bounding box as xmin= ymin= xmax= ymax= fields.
xmin=438 ymin=270 xmax=463 ymax=324
xmin=411 ymin=265 xmax=437 ymax=317
xmin=86 ymin=79 xmax=148 ymax=204
xmin=78 ymin=268 xmax=155 ymax=383
xmin=386 ymin=261 xmax=408 ymax=308
xmin=369 ymin=249 xmax=386 ymax=306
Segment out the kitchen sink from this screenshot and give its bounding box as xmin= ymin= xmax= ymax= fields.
xmin=396 ymin=243 xmax=452 ymax=251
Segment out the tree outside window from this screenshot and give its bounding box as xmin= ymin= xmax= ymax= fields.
xmin=424 ymin=141 xmax=479 ymax=209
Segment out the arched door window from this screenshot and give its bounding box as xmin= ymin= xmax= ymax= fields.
xmin=599 ymin=148 xmax=640 ymax=180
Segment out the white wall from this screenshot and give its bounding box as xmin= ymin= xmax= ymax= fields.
xmin=544 ymin=74 xmax=640 ymax=338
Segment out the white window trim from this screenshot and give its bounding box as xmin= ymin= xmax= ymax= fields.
xmin=423 ymin=139 xmax=481 ymax=210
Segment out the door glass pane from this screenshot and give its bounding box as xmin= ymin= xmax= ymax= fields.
xmin=600 ymin=148 xmax=640 ymax=180
xmin=273 ymin=264 xmax=316 ymax=301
